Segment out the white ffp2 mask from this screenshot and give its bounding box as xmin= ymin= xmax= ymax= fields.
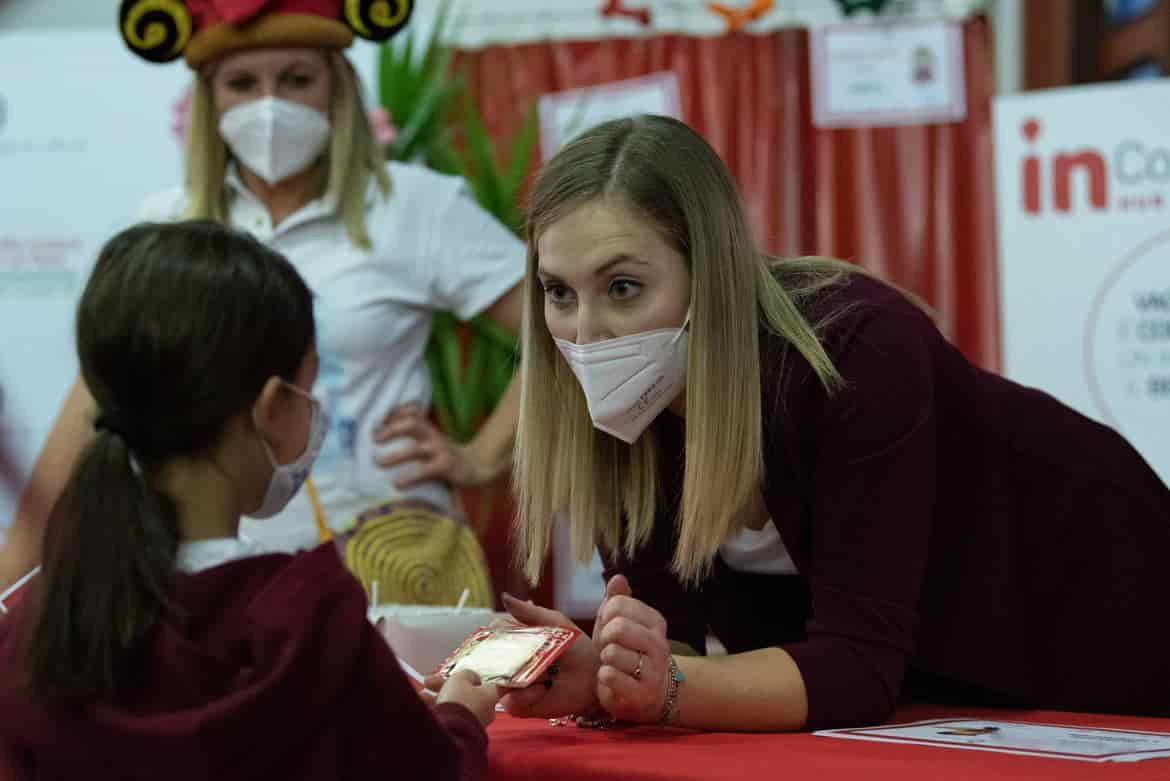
xmin=247 ymin=382 xmax=329 ymax=520
xmin=555 ymin=322 xmax=688 ymax=444
xmin=218 ymin=97 xmax=331 ymax=185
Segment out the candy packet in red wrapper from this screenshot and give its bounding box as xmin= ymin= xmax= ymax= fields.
xmin=435 ymin=624 xmax=580 ymax=688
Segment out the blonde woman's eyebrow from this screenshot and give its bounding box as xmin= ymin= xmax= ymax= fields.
xmin=538 ymin=253 xmax=646 ymax=283
xmin=593 ymin=253 xmax=647 ymax=276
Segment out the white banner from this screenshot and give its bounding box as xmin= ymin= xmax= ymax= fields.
xmin=0 ymin=31 xmax=381 ymax=534
xmin=994 ymin=81 xmax=1170 ymax=486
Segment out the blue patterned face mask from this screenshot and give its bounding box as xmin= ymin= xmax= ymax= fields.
xmin=246 ymin=382 xmax=329 ymax=520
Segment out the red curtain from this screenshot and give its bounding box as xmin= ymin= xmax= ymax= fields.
xmin=457 ymin=14 xmax=1000 ymax=370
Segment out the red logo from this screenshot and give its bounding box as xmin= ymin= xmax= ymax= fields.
xmin=1021 ymin=119 xmax=1107 ymax=214
xmin=1021 ymin=118 xmax=1166 ymax=215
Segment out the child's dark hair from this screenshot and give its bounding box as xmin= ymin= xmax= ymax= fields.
xmin=24 ymin=220 xmax=314 ymax=704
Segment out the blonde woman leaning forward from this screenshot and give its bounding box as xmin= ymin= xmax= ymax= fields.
xmin=497 ymin=114 xmax=1170 ymax=731
xmin=0 ymin=1 xmax=522 ymax=606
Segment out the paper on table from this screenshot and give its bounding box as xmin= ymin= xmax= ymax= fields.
xmin=816 ymin=718 xmax=1170 ymax=763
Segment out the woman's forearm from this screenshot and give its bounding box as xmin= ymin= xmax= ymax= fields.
xmin=463 ymin=373 xmax=520 ymax=483
xmin=670 ymin=647 xmax=809 ymax=732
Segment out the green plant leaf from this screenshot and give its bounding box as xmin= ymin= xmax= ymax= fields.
xmin=428 ymin=314 xmax=471 ymax=441
xmin=427 ymin=136 xmax=465 ymax=177
xmin=464 ymin=328 xmax=492 ymax=424
xmin=435 ymin=315 xmax=476 ymax=441
xmin=391 ymin=77 xmax=462 ymax=162
xmin=464 ymin=316 xmax=518 ymax=407
xmin=474 ymin=315 xmax=518 ymax=352
xmin=414 ymin=72 xmax=463 ymax=149
xmin=402 ymin=25 xmax=417 ymax=71
xmin=504 ymin=104 xmax=539 ymax=202
xmin=399 ymin=40 xmax=426 ymax=115
xmin=382 ymin=36 xmax=423 ymax=118
xmin=424 ymin=339 xmax=457 ymax=437
xmin=421 ymin=0 xmax=456 ymax=81
xmin=460 ymin=91 xmax=506 ymax=219
xmin=378 ymin=42 xmax=404 ymax=112
xmin=484 ymin=337 xmax=514 ymax=403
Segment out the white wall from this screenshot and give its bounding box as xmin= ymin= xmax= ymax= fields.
xmin=988 ymin=0 xmax=1022 ymax=94
xmin=0 ymin=0 xmax=120 ymax=29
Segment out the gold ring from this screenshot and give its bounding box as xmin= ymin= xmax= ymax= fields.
xmin=633 ymin=652 xmax=645 ymax=681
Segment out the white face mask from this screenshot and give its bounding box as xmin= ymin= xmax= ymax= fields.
xmin=247 ymin=382 xmax=329 ymax=520
xmin=218 ymin=96 xmax=331 ymax=185
xmin=555 ymin=320 xmax=689 ymax=444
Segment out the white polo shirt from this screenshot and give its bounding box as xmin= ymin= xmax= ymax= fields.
xmin=138 ymin=162 xmax=525 ymax=553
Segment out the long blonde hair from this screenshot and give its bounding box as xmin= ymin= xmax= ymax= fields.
xmin=515 ymin=115 xmax=850 ymax=586
xmin=183 ymin=52 xmax=390 ymax=248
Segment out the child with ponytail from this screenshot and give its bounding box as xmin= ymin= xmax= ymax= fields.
xmin=0 ymin=221 xmax=497 ymax=779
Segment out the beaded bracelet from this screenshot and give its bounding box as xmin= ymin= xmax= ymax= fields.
xmin=548 ymin=656 xmax=685 ymax=729
xmin=658 ymin=655 xmax=684 ymax=724
xmin=548 ymin=708 xmax=616 ymax=729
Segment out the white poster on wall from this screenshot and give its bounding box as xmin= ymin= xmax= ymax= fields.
xmin=809 ymin=20 xmax=966 ymax=128
xmin=538 ymin=71 xmax=682 ymax=162
xmin=0 ymin=31 xmax=190 ymax=531
xmin=994 ymin=80 xmax=1170 ymax=486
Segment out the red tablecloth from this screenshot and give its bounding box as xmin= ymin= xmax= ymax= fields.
xmin=487 ymin=706 xmax=1170 ymax=780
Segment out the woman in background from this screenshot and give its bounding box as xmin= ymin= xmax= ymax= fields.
xmin=0 ymin=0 xmax=524 ymax=607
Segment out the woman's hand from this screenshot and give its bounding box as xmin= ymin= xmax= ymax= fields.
xmin=373 ymin=403 xmax=490 ymax=488
xmin=495 ymin=593 xmax=601 ymax=719
xmin=593 ymin=575 xmax=672 ymax=723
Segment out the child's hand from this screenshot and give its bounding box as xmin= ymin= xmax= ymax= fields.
xmin=429 ymin=670 xmax=500 ymax=728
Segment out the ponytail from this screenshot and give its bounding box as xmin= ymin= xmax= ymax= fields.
xmin=24 ymin=422 xmax=179 ymax=704
xmin=19 ymin=219 xmax=315 ymax=706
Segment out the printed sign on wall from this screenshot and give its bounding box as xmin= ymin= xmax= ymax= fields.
xmin=995 ymin=80 xmax=1170 ymax=486
xmin=538 ymin=72 xmax=682 ymax=162
xmin=810 ymin=20 xmax=966 ymax=128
